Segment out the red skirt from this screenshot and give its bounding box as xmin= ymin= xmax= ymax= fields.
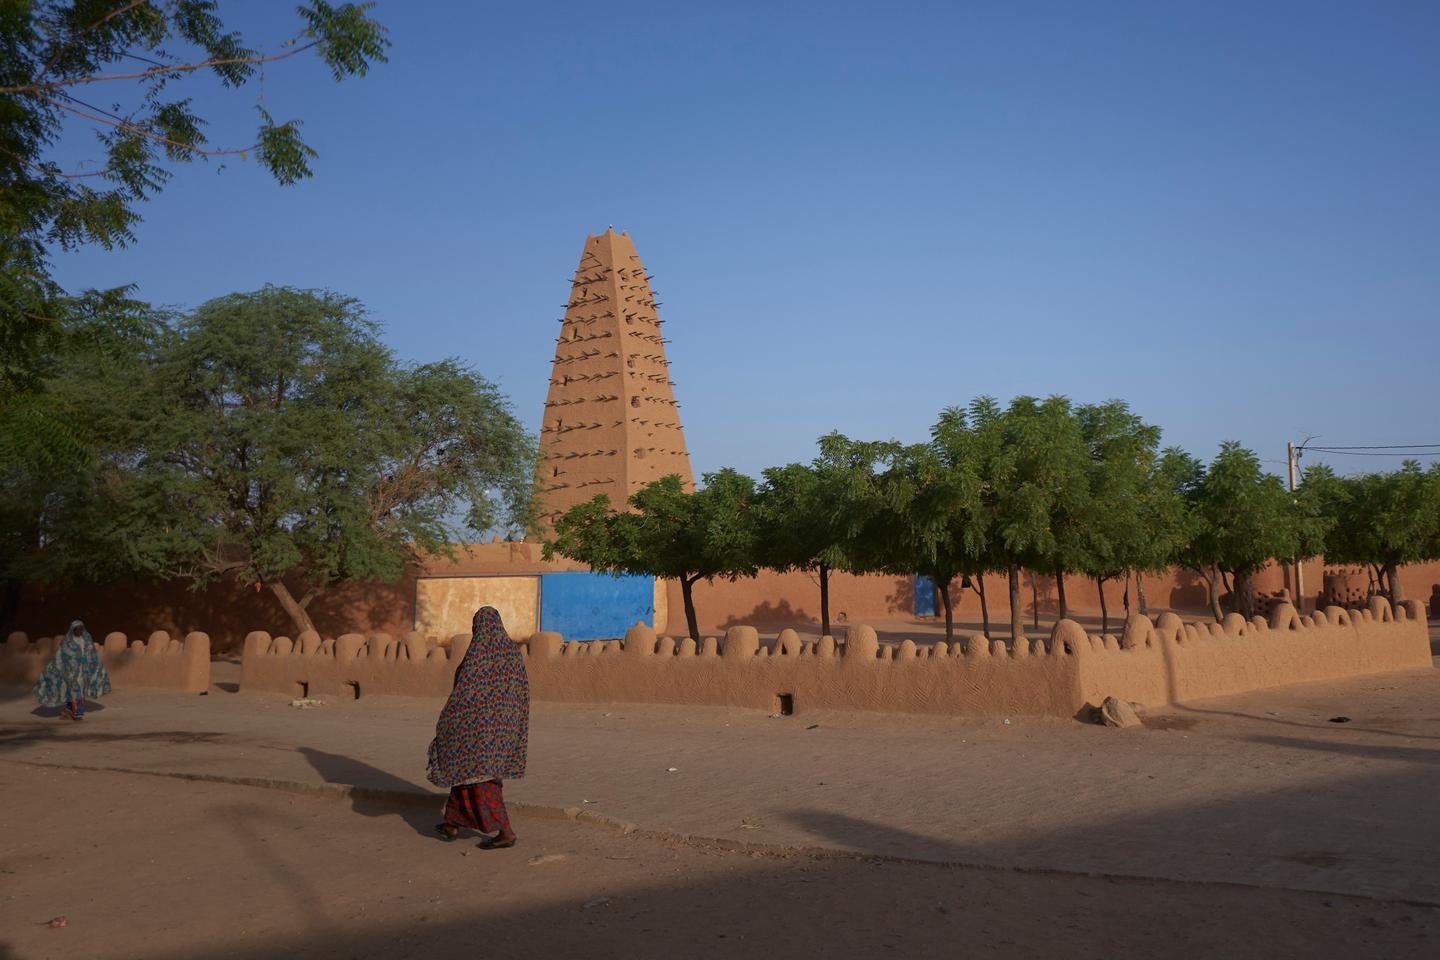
xmin=444 ymin=781 xmax=511 ymax=834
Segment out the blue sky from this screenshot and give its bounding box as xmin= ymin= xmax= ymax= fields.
xmin=51 ymin=1 xmax=1440 ymax=478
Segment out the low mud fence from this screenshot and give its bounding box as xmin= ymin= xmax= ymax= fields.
xmin=237 ymin=598 xmax=1431 ymax=718
xmin=1 ymin=630 xmax=212 ymax=693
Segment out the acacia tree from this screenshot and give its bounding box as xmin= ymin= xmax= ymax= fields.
xmin=847 ymin=442 xmax=962 ymax=643
xmin=909 ymin=411 xmax=994 ymax=640
xmin=88 ymin=286 xmax=534 ymax=635
xmin=1179 ymin=442 xmax=1323 ymax=620
xmin=1303 ymin=462 xmax=1440 ymax=607
xmin=1067 ymin=401 xmax=1163 ymax=629
xmin=756 ymin=435 xmax=883 ymax=637
xmin=0 ymin=294 xmax=164 ymax=631
xmin=963 ymin=396 xmax=1085 ymax=643
xmin=545 ymin=470 xmax=760 ymax=641
xmin=2 ymin=1 xmax=389 ymax=393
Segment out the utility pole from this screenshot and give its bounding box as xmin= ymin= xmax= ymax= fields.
xmin=1287 ymin=440 xmax=1305 ymax=611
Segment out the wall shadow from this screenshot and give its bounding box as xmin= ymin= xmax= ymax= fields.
xmin=125 ymin=765 xmax=1440 ymax=960
xmin=1244 ymin=735 xmax=1440 ymax=765
xmin=1168 ymin=702 xmax=1440 ymax=744
xmin=297 ymin=746 xmax=441 ymax=838
xmin=778 ymin=751 xmax=1440 ymax=903
xmin=0 ymin=726 xmax=227 ymax=752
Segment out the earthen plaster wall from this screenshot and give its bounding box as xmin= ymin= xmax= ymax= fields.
xmin=534 ymin=230 xmax=694 ymax=529
xmin=1 ymin=629 xmax=211 ymax=693
xmin=1075 ymin=598 xmax=1432 ymax=707
xmin=14 ymin=551 xmax=1440 ymax=652
xmin=9 ymin=541 xmax=587 ymax=653
xmin=236 ymin=600 xmax=1430 ymax=718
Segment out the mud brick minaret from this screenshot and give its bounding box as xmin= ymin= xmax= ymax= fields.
xmin=533 ymin=229 xmax=694 ymax=529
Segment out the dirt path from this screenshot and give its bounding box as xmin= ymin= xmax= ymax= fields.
xmin=6 ymin=662 xmax=1440 ymax=904
xmin=2 ymin=765 xmax=1436 ymax=960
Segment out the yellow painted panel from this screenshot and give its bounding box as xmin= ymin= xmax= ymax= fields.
xmin=415 ymin=576 xmax=539 ymax=640
xmin=653 ymin=578 xmax=668 ymax=634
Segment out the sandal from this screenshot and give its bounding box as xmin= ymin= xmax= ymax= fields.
xmin=477 ymin=835 xmax=517 ymax=850
xmin=434 ymin=823 xmax=460 ymax=841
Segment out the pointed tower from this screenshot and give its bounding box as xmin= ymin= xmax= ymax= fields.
xmin=533 ymin=230 xmax=694 ymax=529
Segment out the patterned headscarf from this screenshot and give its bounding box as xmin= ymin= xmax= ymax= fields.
xmin=425 ymin=607 xmax=530 ymax=787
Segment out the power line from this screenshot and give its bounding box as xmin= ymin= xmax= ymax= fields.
xmin=1307 ymin=449 xmax=1440 ymax=457
xmin=1308 ymin=443 xmax=1440 ymax=450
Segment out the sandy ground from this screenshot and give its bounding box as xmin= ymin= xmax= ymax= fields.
xmin=2 ymin=765 xmax=1437 ymax=960
xmin=4 ymin=656 xmax=1440 ymax=958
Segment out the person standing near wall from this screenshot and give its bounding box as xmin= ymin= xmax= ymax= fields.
xmin=33 ymin=620 xmax=112 ymax=721
xmin=427 ymin=606 xmax=530 ymax=849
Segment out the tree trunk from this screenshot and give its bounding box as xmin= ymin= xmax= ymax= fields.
xmin=269 ymin=581 xmax=320 ymax=636
xmin=1236 ymin=572 xmax=1256 ymax=618
xmin=1096 ymin=575 xmax=1109 ymax=634
xmin=974 ymin=574 xmax=991 ymax=639
xmin=1135 ymin=570 xmax=1149 ymax=615
xmin=681 ymin=576 xmax=700 ymax=642
xmin=938 ymin=574 xmax=954 ymax=643
xmin=1008 ymin=564 xmax=1025 ymax=645
xmin=0 ymin=578 xmax=21 ymax=636
xmin=1028 ymin=569 xmax=1040 ymax=630
xmin=1054 ymin=563 xmax=1068 ymax=620
xmin=818 ymin=560 xmax=831 ymax=637
xmin=1122 ymin=578 xmax=1130 ymax=617
xmin=1205 ymin=565 xmax=1224 ymax=621
xmin=1384 ymin=561 xmax=1404 ymax=606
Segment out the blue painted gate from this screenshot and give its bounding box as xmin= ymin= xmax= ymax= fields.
xmin=913 ymin=575 xmax=937 ymax=617
xmin=539 ymin=572 xmax=655 ymax=642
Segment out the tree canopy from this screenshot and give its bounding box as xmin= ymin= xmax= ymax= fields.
xmin=1178 ymin=441 xmax=1325 ymax=619
xmin=1302 ymin=461 xmax=1440 ymax=606
xmin=4 ymin=286 xmax=535 ymax=635
xmin=545 ymin=470 xmax=760 ymax=641
xmin=2 ymin=0 xmax=388 ymax=392
xmin=756 ymin=434 xmax=897 ymax=637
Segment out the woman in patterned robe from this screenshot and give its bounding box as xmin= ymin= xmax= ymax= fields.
xmin=33 ymin=620 xmax=112 ymax=721
xmin=427 ymin=606 xmax=529 ymax=849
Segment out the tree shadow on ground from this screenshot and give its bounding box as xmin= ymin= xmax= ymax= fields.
xmin=718 ymin=599 xmax=815 ymax=631
xmin=297 ymin=745 xmax=441 ymax=838
xmin=1169 ymin=568 xmax=1211 ymax=612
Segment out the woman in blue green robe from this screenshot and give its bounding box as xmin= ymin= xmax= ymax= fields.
xmin=33 ymin=620 xmax=112 ymax=721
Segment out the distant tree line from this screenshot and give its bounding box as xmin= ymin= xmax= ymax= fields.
xmin=546 ymin=397 xmax=1440 ymax=643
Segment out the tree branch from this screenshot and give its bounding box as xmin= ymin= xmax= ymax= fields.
xmin=38 ymin=92 xmax=258 ymax=160
xmin=7 ymin=42 xmax=318 ymax=95
xmin=38 ymin=1 xmax=156 ymax=82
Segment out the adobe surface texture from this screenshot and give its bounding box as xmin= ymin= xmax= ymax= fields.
xmin=5 ymin=649 xmax=1440 ymax=936
xmin=534 ymin=230 xmax=693 ymax=529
